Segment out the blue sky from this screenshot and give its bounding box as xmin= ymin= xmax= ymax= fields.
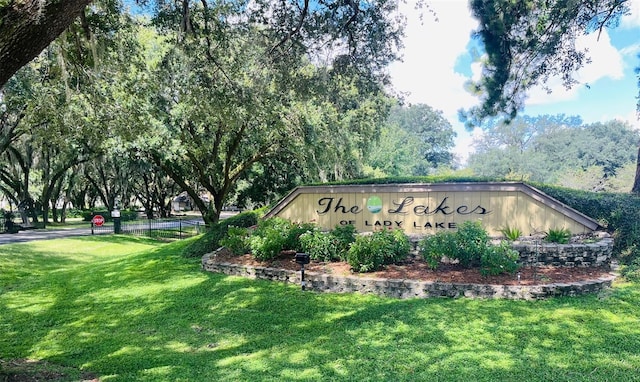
xmin=389 ymin=0 xmax=640 ymax=163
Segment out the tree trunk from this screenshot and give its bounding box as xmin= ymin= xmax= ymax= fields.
xmin=633 ymin=144 xmax=640 ymax=194
xmin=0 ymin=0 xmax=92 ymax=88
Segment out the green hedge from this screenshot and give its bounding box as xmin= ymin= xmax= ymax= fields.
xmin=81 ymin=209 xmax=139 ymax=222
xmin=309 ymin=175 xmax=496 ymax=186
xmin=533 ymin=183 xmax=640 ymax=264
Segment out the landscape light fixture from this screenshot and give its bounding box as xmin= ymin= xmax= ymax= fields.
xmin=294 ymin=252 xmax=310 ymax=290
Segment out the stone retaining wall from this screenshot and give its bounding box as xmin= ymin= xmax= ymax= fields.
xmin=512 ymin=238 xmax=614 ymax=267
xmin=202 ymin=253 xmax=615 ymax=300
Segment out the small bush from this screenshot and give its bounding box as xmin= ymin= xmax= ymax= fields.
xmin=249 ymin=217 xmax=314 ymax=261
xmin=347 ymin=235 xmax=388 ymax=273
xmin=219 ymin=226 xmax=250 ymax=255
xmin=387 ymin=228 xmax=412 ymax=263
xmin=499 ymin=225 xmax=522 ymax=241
xmin=329 ymin=224 xmax=357 ymax=261
xmin=286 ymin=222 xmax=317 ymax=251
xmin=455 ymin=221 xmax=489 ymax=268
xmin=181 ymin=210 xmax=260 ymax=258
xmin=621 ymin=257 xmax=640 ymax=283
xmin=221 ymin=210 xmax=260 ymax=229
xmin=418 ymin=221 xmax=519 ymax=276
xmin=347 ymin=229 xmax=409 ymax=273
xmin=182 ymin=224 xmax=227 ymax=258
xmin=419 ymin=231 xmax=457 ymax=269
xmin=299 ymin=224 xmax=357 ymax=262
xmin=545 ymin=227 xmax=571 ymax=244
xmin=299 ymin=230 xmax=334 ymax=262
xmin=480 ymin=241 xmax=520 ymax=276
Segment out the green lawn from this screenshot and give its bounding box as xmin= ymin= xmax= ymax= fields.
xmin=1 ymin=236 xmax=640 ymax=381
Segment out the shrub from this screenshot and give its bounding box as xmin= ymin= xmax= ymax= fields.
xmin=387 ymin=228 xmax=412 ymax=263
xmin=418 ymin=221 xmax=519 ymax=276
xmin=480 ymin=241 xmax=520 ymax=276
xmin=286 ymin=221 xmax=317 ymax=251
xmin=181 ymin=210 xmax=260 ymax=258
xmin=248 ymin=217 xmax=314 ymax=261
xmin=499 ymin=225 xmax=522 ymax=241
xmin=299 ymin=224 xmax=357 ymax=262
xmin=455 ymin=221 xmax=489 ymax=267
xmin=419 ymin=231 xmax=457 ymax=269
xmin=82 ymin=209 xmax=139 ymax=222
xmin=249 ymin=231 xmax=286 ymax=260
xmin=347 ymin=229 xmax=409 ymax=273
xmin=329 ymin=224 xmax=357 ymax=261
xmin=182 ymin=224 xmax=227 ymax=258
xmin=299 ymin=230 xmax=334 ymax=262
xmin=219 ymin=226 xmax=250 ymax=255
xmin=249 ymin=218 xmax=292 ymax=260
xmin=621 ymin=257 xmax=640 ymax=283
xmin=347 ymin=234 xmax=388 ymax=273
xmin=533 ymin=184 xmax=640 ymax=264
xmin=545 ymin=227 xmax=571 ymax=244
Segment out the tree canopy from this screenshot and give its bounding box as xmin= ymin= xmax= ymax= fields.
xmin=465 ymin=0 xmax=640 ymax=193
xmin=0 ymin=0 xmax=410 ymax=224
xmin=468 ymin=115 xmax=639 ymax=191
xmin=464 ymin=0 xmax=629 ymax=124
xmin=365 ymin=103 xmax=457 ymax=177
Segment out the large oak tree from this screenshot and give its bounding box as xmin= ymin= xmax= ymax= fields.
xmin=0 ymin=0 xmax=91 ymax=88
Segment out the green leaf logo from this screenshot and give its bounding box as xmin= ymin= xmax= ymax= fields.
xmin=366 ymin=196 xmax=383 ymax=213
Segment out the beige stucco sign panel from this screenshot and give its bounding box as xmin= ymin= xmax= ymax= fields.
xmin=265 ymin=183 xmax=600 ymax=235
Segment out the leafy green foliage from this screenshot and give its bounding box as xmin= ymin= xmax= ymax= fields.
xmin=545 ymin=228 xmax=572 ymax=244
xmin=499 ymin=225 xmax=522 ymax=241
xmin=299 ymin=224 xmax=358 ymax=262
xmin=388 ymin=228 xmax=412 ymax=263
xmin=533 ymin=183 xmax=640 ymax=263
xmin=454 ymin=221 xmax=490 ymax=268
xmin=347 ymin=229 xmax=410 ymax=273
xmin=248 ymin=218 xmax=315 ymax=261
xmin=621 ymin=257 xmax=640 ymax=283
xmin=329 ymin=224 xmax=357 ymax=260
xmin=299 ymin=230 xmax=334 ymax=262
xmin=464 ymin=0 xmax=628 ymax=125
xmin=419 ymin=231 xmax=458 ymax=269
xmin=480 ymin=241 xmax=520 ymax=276
xmin=219 ymin=226 xmax=251 ymax=255
xmin=81 ymin=210 xmax=139 ymax=222
xmin=468 ymin=116 xmax=638 ymax=189
xmin=419 ymin=221 xmax=519 ymax=276
xmin=365 ymin=103 xmax=456 ymax=176
xmin=181 ymin=210 xmax=260 ymax=258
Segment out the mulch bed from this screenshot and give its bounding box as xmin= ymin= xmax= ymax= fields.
xmin=209 ymin=251 xmax=615 ymax=286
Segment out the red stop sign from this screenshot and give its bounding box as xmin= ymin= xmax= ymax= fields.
xmin=92 ymin=215 xmax=105 ymax=227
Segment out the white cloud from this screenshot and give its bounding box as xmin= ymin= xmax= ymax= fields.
xmin=389 ymin=1 xmax=480 ymax=163
xmin=622 ymin=0 xmax=640 ymax=29
xmin=526 ymin=29 xmax=624 ymax=105
xmin=389 ymin=0 xmax=479 ymax=116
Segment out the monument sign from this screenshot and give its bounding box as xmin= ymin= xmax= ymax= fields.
xmin=265 ymin=182 xmax=600 ymax=235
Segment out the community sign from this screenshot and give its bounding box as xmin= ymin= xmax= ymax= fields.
xmin=264 ymin=182 xmax=601 ymax=236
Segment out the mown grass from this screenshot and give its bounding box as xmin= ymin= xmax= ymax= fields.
xmin=2 ymin=236 xmax=640 ymax=381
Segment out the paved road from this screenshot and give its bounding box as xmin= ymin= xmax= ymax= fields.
xmin=0 ymin=212 xmax=235 ymax=245
xmin=0 ymin=227 xmax=105 ymax=245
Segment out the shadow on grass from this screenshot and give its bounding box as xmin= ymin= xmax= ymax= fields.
xmin=2 ymin=237 xmax=640 ymax=381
